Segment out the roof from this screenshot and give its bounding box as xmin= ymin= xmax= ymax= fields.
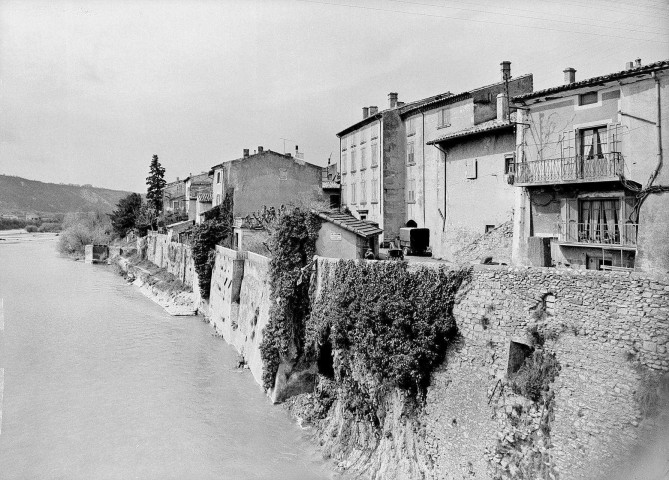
xmin=166 ymin=219 xmax=193 ymax=230
xmin=322 ymin=181 xmax=340 ymax=190
xmin=313 ymin=210 xmax=383 ymax=238
xmin=513 ymin=60 xmax=669 ymax=102
xmin=197 ymin=192 xmax=212 ymax=202
xmin=184 ymin=172 xmax=211 ymax=184
xmin=210 ymin=149 xmax=320 ymax=171
xmin=427 ymin=116 xmax=515 ymax=145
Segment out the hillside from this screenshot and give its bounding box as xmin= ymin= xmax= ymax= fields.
xmin=0 ymin=174 xmax=135 ymax=215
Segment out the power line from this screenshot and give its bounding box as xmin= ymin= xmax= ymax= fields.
xmin=297 ymin=0 xmax=669 ymax=44
xmin=387 ymin=0 xmax=669 ymax=38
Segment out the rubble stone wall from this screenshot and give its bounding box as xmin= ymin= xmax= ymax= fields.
xmin=145 ymin=232 xmax=195 ymax=288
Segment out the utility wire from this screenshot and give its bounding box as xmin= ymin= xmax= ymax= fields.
xmin=387 ymin=0 xmax=669 ymax=37
xmin=297 ymin=0 xmax=669 ymax=44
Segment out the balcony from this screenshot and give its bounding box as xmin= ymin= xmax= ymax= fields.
xmin=557 ymin=221 xmax=638 ymax=249
xmin=512 ymin=153 xmax=623 ymax=186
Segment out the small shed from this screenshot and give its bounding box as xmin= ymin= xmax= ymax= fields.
xmin=166 ymin=219 xmax=194 ymax=243
xmin=314 ymin=211 xmax=383 ymax=260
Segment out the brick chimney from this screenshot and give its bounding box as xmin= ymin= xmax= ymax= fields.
xmin=500 ymin=61 xmax=511 ymax=81
xmin=243 ymin=149 xmax=249 ymax=157
xmin=388 ymin=92 xmax=398 ymax=109
xmin=369 ymin=106 xmax=378 ymax=115
xmin=362 ymin=107 xmax=369 ymax=119
xmin=563 ymin=67 xmax=576 ymax=84
xmin=258 ymin=146 xmax=264 ymax=153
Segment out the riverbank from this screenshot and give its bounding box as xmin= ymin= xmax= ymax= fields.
xmin=0 ymin=229 xmax=59 ymax=244
xmin=114 ymin=253 xmax=198 ymax=316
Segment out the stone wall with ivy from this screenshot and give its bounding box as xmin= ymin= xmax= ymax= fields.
xmin=421 ymin=264 xmax=669 ymax=480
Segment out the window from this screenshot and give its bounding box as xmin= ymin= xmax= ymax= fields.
xmin=407 ymin=142 xmax=415 ymax=165
xmin=216 ymin=194 xmax=221 ymax=206
xmin=341 ymin=184 xmax=347 ymax=204
xmin=351 ymin=182 xmax=357 ymax=204
xmin=350 ymin=150 xmax=357 ymax=171
xmin=279 ymin=168 xmax=288 ymax=181
xmin=579 ymin=91 xmax=598 ymax=106
xmin=360 ymin=148 xmax=367 ymax=170
xmin=485 ymin=225 xmax=495 ymax=233
xmin=371 ymin=143 xmax=378 ymax=167
xmin=407 ymin=177 xmax=416 ymax=203
xmin=360 ymin=180 xmax=367 ymax=204
xmin=579 ymin=126 xmax=606 ymax=159
xmin=350 ymin=133 xmax=356 ymax=148
xmin=371 ymin=178 xmax=379 ymax=203
xmin=578 ymin=198 xmax=620 ymax=244
xmin=360 ymin=128 xmax=367 ymax=144
xmin=504 ymin=154 xmax=515 ymax=174
xmin=438 ymin=108 xmax=450 ymax=128
xmin=342 ymin=151 xmax=347 ymax=173
xmin=507 ymin=341 xmax=533 ymax=375
xmin=466 ymin=159 xmax=478 ymax=179
xmin=407 ymin=117 xmax=416 ymax=136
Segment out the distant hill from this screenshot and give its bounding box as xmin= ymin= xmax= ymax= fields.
xmin=0 ymin=174 xmax=135 ymax=215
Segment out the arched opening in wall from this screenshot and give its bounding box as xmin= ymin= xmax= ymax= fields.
xmin=507 ymin=341 xmax=533 ymax=376
xmin=405 ymin=219 xmax=418 ymax=228
xmin=317 ymin=334 xmax=335 ymax=379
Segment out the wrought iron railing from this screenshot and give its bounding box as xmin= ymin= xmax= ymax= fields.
xmin=513 ymin=153 xmax=623 ymax=185
xmin=558 ymin=221 xmax=638 ymax=247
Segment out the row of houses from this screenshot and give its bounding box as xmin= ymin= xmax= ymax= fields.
xmin=337 ymin=59 xmax=669 ymax=274
xmin=161 ymin=58 xmax=668 ymax=273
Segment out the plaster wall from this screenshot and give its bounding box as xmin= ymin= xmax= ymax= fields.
xmin=315 ymin=222 xmax=359 ymax=260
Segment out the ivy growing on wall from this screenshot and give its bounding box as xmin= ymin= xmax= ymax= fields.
xmin=259 ymin=207 xmax=322 ymax=389
xmin=191 ymin=195 xmax=233 ymax=299
xmin=306 ymin=260 xmax=471 ymax=421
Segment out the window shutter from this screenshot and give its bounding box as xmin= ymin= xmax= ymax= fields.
xmin=561 ymin=130 xmax=573 ymax=159
xmin=623 ymin=196 xmax=636 ymax=223
xmin=560 ymin=198 xmax=578 ymax=242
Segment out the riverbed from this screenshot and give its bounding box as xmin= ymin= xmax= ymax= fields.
xmin=0 ymin=238 xmax=337 ymax=479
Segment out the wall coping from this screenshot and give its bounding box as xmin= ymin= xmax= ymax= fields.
xmin=247 ymin=251 xmax=271 ymax=265
xmin=216 ymin=245 xmax=248 ymax=260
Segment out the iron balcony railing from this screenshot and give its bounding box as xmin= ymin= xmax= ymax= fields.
xmin=558 ymin=221 xmax=638 ymax=247
xmin=512 ymin=153 xmax=623 ymax=185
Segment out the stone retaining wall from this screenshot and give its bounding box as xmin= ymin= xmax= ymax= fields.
xmin=145 ymin=233 xmax=196 ymax=288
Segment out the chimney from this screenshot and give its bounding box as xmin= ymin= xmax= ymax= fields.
xmin=243 ymin=148 xmax=249 ymax=157
xmin=626 ymin=61 xmax=634 ymax=70
xmin=635 ymin=58 xmax=642 ymax=68
xmin=362 ymin=107 xmax=369 ymax=119
xmin=500 ymin=61 xmax=511 ymax=82
xmin=497 ymin=93 xmax=509 ymax=121
xmin=563 ymin=67 xmax=576 ymax=84
xmin=295 ymin=145 xmax=299 ymax=154
xmin=397 ymin=101 xmax=405 ymax=107
xmin=388 ymin=92 xmax=398 ymax=109
xmin=258 ymin=146 xmax=264 ymax=153
xmin=369 ymin=106 xmax=378 ymax=115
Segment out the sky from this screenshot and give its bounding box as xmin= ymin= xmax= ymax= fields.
xmin=0 ymin=0 xmax=668 ymax=193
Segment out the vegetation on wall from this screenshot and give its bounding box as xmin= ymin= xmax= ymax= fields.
xmin=306 ymin=260 xmax=471 ymax=422
xmin=191 ymin=195 xmax=233 ymax=298
xmin=259 ymin=207 xmax=322 ymax=389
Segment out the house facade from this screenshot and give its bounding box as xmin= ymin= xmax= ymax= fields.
xmin=511 ymin=59 xmax=669 ymax=274
xmin=162 ymin=179 xmax=186 ymax=214
xmin=408 ymin=63 xmax=533 ymax=260
xmin=184 ymin=173 xmax=212 ymax=222
xmin=210 ymin=147 xmax=324 ymax=218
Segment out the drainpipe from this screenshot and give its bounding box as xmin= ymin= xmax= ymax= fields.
xmin=379 ymin=117 xmax=384 ymax=239
xmin=433 ymin=143 xmax=448 ymax=231
xmin=652 ymin=71 xmax=663 ymax=184
xmin=422 ymin=111 xmax=426 ymax=226
xmin=339 ymin=136 xmax=342 ymax=212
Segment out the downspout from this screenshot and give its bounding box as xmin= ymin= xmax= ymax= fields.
xmin=433 ymin=143 xmax=447 ymax=232
xmin=651 ymin=71 xmax=663 ymax=184
xmin=339 ymin=136 xmax=342 ymax=212
xmin=422 ymin=111 xmax=426 ymax=226
xmin=379 ymin=117 xmax=384 ymax=238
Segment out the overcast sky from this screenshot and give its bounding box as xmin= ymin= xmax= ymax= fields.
xmin=1 ymin=0 xmax=667 ymax=193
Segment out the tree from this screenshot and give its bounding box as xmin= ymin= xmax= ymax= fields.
xmin=109 ymin=193 xmax=142 ymax=238
xmin=146 ymin=154 xmax=166 ymax=213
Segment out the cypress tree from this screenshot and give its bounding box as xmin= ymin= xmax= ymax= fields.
xmin=146 ymin=154 xmax=166 ymax=213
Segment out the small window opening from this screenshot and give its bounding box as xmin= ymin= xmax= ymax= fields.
xmin=485 ymin=224 xmax=495 ymax=234
xmin=579 ymin=91 xmax=598 ymax=106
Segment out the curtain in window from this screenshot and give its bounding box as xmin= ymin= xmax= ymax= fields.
xmin=580 ymin=199 xmax=619 ymax=243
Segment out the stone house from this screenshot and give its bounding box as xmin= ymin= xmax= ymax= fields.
xmin=184 ymin=172 xmax=212 ymax=222
xmin=336 ymin=62 xmax=532 ymax=254
xmin=313 ymin=210 xmax=382 ymax=260
xmin=511 ymin=59 xmax=669 ymax=274
xmin=209 ymin=146 xmax=325 ymax=218
xmin=321 ymin=163 xmax=341 ymax=209
xmin=162 ymin=178 xmax=186 ymax=214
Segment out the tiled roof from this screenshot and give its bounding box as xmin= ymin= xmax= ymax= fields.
xmin=197 ymin=192 xmax=212 ymax=202
xmin=427 ymin=116 xmax=515 ymax=145
xmin=513 ymin=60 xmax=669 ymax=102
xmin=313 ymin=210 xmax=383 ymax=238
xmin=210 ymin=149 xmax=320 ymax=171
xmin=322 ymin=181 xmax=340 ymax=190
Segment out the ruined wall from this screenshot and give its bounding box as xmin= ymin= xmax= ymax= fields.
xmin=422 ymin=264 xmax=668 ymax=480
xmin=207 ymin=247 xmax=272 ymax=387
xmin=145 ymin=232 xmax=196 ymax=288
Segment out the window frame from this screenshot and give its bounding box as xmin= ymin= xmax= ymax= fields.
xmin=407 ymin=142 xmax=415 ymax=165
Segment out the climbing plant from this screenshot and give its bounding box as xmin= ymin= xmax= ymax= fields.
xmin=259 ymin=207 xmax=322 ymax=389
xmin=191 ymin=194 xmax=233 ymax=299
xmin=306 ymin=260 xmax=471 ymax=421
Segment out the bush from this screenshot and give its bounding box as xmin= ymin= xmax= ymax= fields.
xmin=510 ymin=349 xmax=561 ymax=402
xmin=57 ymin=212 xmax=112 ymax=256
xmin=37 ymin=222 xmax=62 ymax=233
xmin=25 ymin=225 xmax=38 ymax=232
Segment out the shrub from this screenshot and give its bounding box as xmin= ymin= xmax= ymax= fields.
xmin=37 ymin=222 xmax=62 ymax=233
xmin=509 ymin=349 xmax=561 ymax=402
xmin=25 ymin=225 xmax=38 ymax=232
xmin=191 ymin=196 xmax=233 ymax=298
xmin=57 ymin=212 xmax=112 ymax=256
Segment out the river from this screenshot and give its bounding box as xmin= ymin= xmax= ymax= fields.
xmin=0 ymin=238 xmax=336 ymax=479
